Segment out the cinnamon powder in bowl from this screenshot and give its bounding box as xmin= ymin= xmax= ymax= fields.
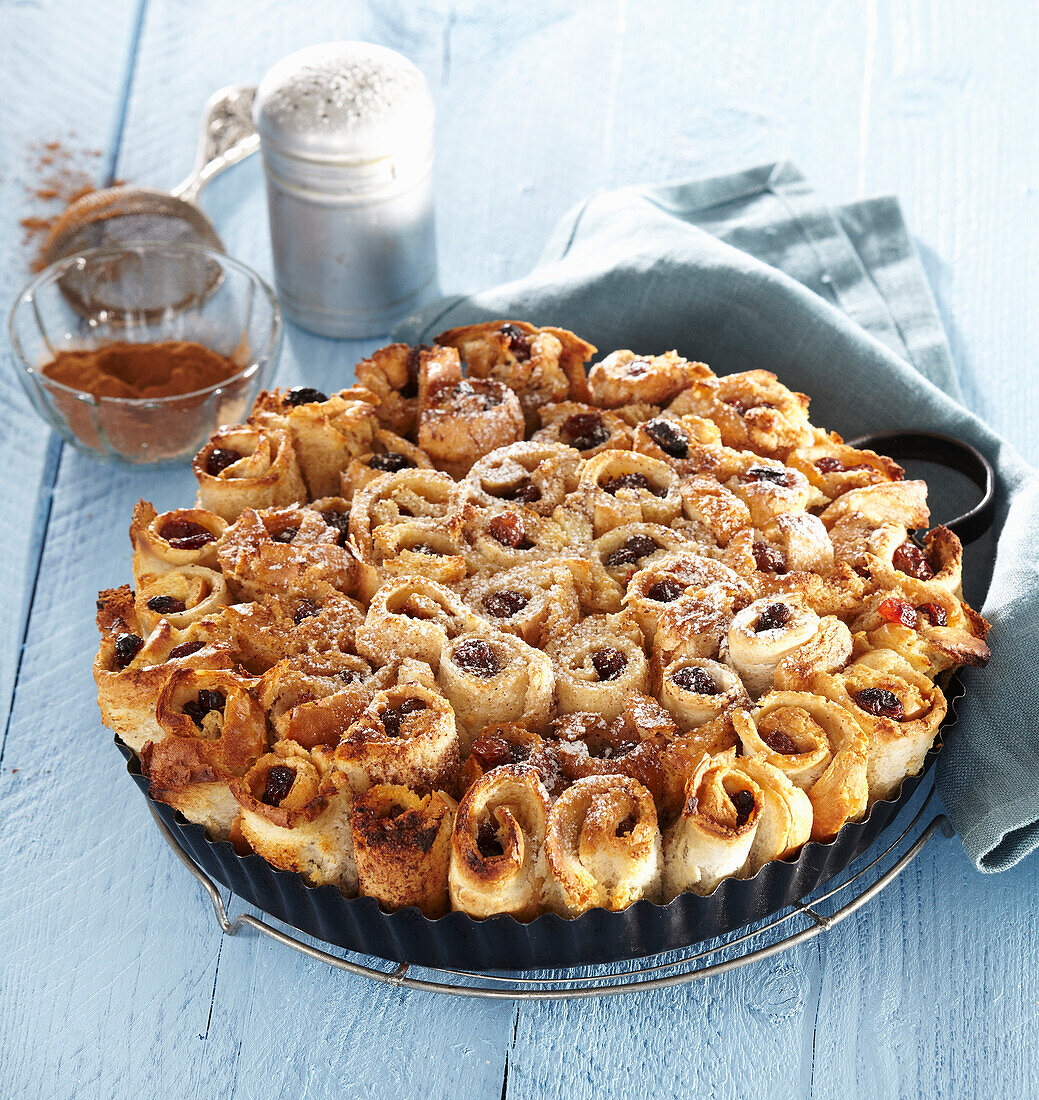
xmin=9 ymin=244 xmax=281 ymax=464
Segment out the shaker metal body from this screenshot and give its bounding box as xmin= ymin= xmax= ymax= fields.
xmin=253 ymin=42 xmax=438 ymax=338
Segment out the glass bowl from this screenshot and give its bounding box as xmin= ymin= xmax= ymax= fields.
xmin=8 ymin=243 xmax=282 ymax=464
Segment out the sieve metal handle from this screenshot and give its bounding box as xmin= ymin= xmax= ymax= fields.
xmin=173 ymin=84 xmax=259 ymax=204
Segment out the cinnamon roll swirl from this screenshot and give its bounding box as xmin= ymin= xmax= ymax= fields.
xmin=257 ymin=652 xmax=377 ymax=749
xmin=194 ymin=426 xmax=307 ymax=521
xmin=143 ymin=666 xmax=267 ymax=838
xmin=592 ymin=523 xmax=690 ymax=587
xmin=448 ymin=764 xmax=551 ymax=919
xmin=546 ymin=611 xmax=650 ymax=720
xmin=463 ymin=561 xmax=582 ymax=645
xmin=870 ymin=525 xmax=965 ymax=596
xmin=347 ymin=467 xmax=461 ymax=561
xmin=232 ymin=742 xmax=357 ymax=892
xmin=815 ymin=650 xmax=947 ymax=802
xmin=437 ymin=631 xmax=555 ymax=753
xmin=215 ymin=506 xmax=356 ymax=603
xmin=249 ymin=385 xmax=379 ymax=498
xmin=725 ymin=456 xmax=819 ymax=529
xmin=662 ymin=749 xmax=762 ymax=897
xmin=851 ymin=583 xmax=990 ymax=676
xmin=339 ymin=429 xmax=433 ymax=503
xmin=588 ymin=349 xmax=713 ymax=408
xmin=462 ymin=440 xmax=581 ymax=515
xmin=820 ymin=479 xmax=930 ymax=533
xmin=577 ymin=450 xmax=682 ymax=533
xmin=417 ymin=345 xmax=525 ymax=477
xmin=435 ymin=320 xmax=596 ymax=426
xmin=632 ymin=413 xmax=724 ymax=472
xmin=787 ymin=431 xmax=905 ymax=500
xmin=355 ymin=342 xmax=426 ymax=436
xmin=355 ymin=575 xmax=482 ymax=667
xmin=533 ymin=402 xmax=636 ymax=456
xmin=542 ymin=775 xmax=663 ymax=915
xmin=134 ymin=565 xmax=230 ymax=635
xmin=462 ymin=505 xmax=593 ymax=573
xmin=731 ymin=757 xmax=813 ymax=876
xmin=332 ymin=676 xmax=461 ymax=796
xmin=130 ymin=500 xmax=226 ymax=578
xmin=733 ymin=691 xmax=869 ymax=841
xmin=724 ymin=597 xmax=824 ymax=698
xmin=351 ymin=784 xmax=456 ymax=917
xmin=656 ymin=656 xmax=749 ymax=731
xmin=679 ymin=476 xmax=753 ymax=547
xmin=668 ymin=369 xmax=813 ymax=456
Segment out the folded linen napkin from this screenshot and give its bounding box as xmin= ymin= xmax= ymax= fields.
xmin=395 ymin=161 xmax=1038 ymax=872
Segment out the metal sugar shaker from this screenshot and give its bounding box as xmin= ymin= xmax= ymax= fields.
xmin=253 ymin=42 xmax=438 ymax=338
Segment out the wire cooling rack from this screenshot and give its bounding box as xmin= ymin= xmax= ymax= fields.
xmin=149 ymin=786 xmax=952 ymax=1000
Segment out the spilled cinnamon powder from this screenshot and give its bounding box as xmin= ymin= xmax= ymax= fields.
xmin=41 ymin=340 xmax=242 ymax=400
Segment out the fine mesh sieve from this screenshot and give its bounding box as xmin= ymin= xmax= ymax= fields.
xmin=43 ymin=85 xmax=258 ymax=316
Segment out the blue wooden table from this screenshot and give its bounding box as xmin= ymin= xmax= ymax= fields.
xmin=2 ymin=2 xmax=1036 ymax=1096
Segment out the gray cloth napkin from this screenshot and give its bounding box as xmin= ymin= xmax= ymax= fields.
xmin=395 ymin=162 xmax=1039 ymax=872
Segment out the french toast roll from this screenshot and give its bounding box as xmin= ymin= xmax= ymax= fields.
xmin=532 ymin=401 xmax=637 ymax=456
xmin=656 ymin=655 xmax=749 ymax=731
xmin=462 ymin=561 xmax=582 ymax=646
xmin=448 ymin=764 xmax=551 ymax=919
xmin=462 ymin=440 xmax=582 ymax=515
xmin=588 ymin=349 xmax=713 ymax=408
xmin=576 ymin=449 xmax=682 ymax=533
xmin=130 ymin=500 xmax=226 ymax=578
xmin=134 ymin=565 xmax=230 ymax=634
xmin=354 ymin=342 xmax=428 ymax=437
xmin=194 ymin=425 xmax=307 ymax=521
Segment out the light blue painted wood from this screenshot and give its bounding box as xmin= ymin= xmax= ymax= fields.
xmin=1 ymin=1 xmax=1037 ymax=1097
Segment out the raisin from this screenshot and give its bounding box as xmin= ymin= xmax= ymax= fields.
xmin=183 ymin=689 xmax=226 ymax=728
xmin=157 ymin=518 xmax=215 ymax=550
xmin=645 ymin=418 xmax=689 ymax=458
xmin=147 ymin=595 xmax=187 ymax=615
xmin=476 ymin=821 xmax=505 ymax=858
xmin=369 ymin=451 xmax=414 ymax=473
xmin=381 ymin=697 xmax=427 ymax=737
xmin=878 ymin=597 xmax=919 ymax=629
xmin=500 ymin=478 xmax=541 ymax=503
xmin=261 ymin=765 xmax=296 ymax=807
xmin=591 ymin=647 xmax=627 ymax=681
xmin=756 ymin=602 xmax=791 ymax=632
xmin=815 ymin=456 xmax=845 ymax=473
xmin=605 ymin=535 xmax=660 ymax=569
xmin=561 ymin=411 xmax=609 ymax=451
xmin=726 ymin=398 xmax=776 ymax=416
xmin=169 ymin=640 xmax=205 ymax=660
xmin=500 ymin=322 xmax=531 ymax=362
xmin=407 ymin=543 xmax=439 ymax=555
xmin=483 ymin=590 xmax=528 ymax=618
xmin=854 ymin=687 xmax=905 ymax=720
xmin=892 ymin=539 xmax=935 ymax=581
xmin=113 ymin=632 xmax=143 ymax=669
xmin=742 ymin=465 xmax=791 ymax=487
xmin=672 ymin=665 xmax=718 ymax=695
xmin=470 ymin=735 xmax=512 ymax=769
xmin=338 ymin=669 xmax=366 ymax=684
xmin=487 ymin=512 xmax=532 ymax=549
xmin=293 ymin=600 xmax=319 ymax=625
xmin=602 ymin=472 xmax=650 ymax=494
xmin=646 ymin=577 xmax=683 ymax=602
xmin=615 ymin=815 xmax=636 ymax=837
xmin=760 ymin=726 xmax=799 ymax=755
xmin=752 ymin=541 xmax=788 ymax=574
xmin=402 ymin=344 xmax=430 ymax=399
xmin=284 ymin=386 xmax=328 ymax=406
xmin=916 ymin=602 xmax=948 ymax=627
xmin=204 ymin=448 xmax=241 ymax=477
xmin=731 ymin=788 xmax=756 ymax=827
xmin=454 ymin=638 xmax=503 ymax=677
xmin=319 ymin=509 xmax=350 ymax=546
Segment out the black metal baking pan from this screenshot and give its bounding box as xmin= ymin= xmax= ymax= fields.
xmin=115 ymin=430 xmax=994 ymax=971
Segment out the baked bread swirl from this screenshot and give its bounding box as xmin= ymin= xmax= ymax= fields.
xmin=96 ymin=320 xmax=990 ymax=926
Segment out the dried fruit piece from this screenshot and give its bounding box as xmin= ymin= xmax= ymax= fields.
xmin=605 ymin=534 xmax=660 ymax=568
xmin=916 ymin=602 xmax=948 ymax=627
xmin=157 ymin=518 xmax=215 ymax=550
xmin=147 ymin=595 xmax=187 ymax=615
xmin=114 ymin=632 xmax=143 ymax=669
xmin=646 ymin=578 xmax=683 ymax=602
xmin=168 ymin=640 xmax=205 ymax=661
xmin=755 ymin=603 xmax=791 ymax=632
xmin=262 ymin=765 xmax=296 ymax=807
xmin=381 ymin=697 xmax=427 ymax=738
xmin=500 ymin=322 xmax=531 ymax=362
xmin=284 ymin=386 xmax=328 ymax=406
xmin=752 ymin=541 xmax=788 ymax=574
xmin=731 ymin=788 xmax=756 ymax=827
xmin=671 ymin=665 xmax=718 ymax=695
xmin=183 ymin=689 xmax=226 ymax=729
xmin=476 ymin=821 xmax=505 ymax=858
xmin=204 ymin=448 xmax=241 ymax=477
xmin=892 ymin=539 xmax=935 ymax=581
xmin=454 ymin=638 xmax=503 ymax=678
xmin=644 ymin=418 xmax=689 ymax=458
xmin=270 ymin=526 xmax=299 ymax=544
xmin=293 ymin=600 xmax=319 ymax=625
xmin=561 ymin=411 xmax=609 ymax=451
xmin=854 ymin=687 xmax=905 ymax=720
xmin=487 ymin=512 xmax=532 ymax=549
xmin=590 ymin=647 xmax=627 ymax=681
xmin=482 ymin=590 xmax=528 ymax=619
xmin=742 ymin=465 xmax=791 ymax=487
xmin=469 ymin=735 xmax=513 ymax=769
xmin=878 ymin=597 xmax=919 ymax=629
xmin=319 ymin=509 xmax=350 ymax=546
xmin=369 ymin=452 xmax=414 ymax=473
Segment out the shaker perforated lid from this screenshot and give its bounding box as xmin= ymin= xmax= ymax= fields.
xmin=253 ymin=42 xmax=434 ymax=164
